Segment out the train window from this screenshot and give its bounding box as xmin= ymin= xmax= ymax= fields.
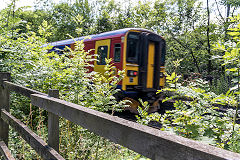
xmin=114 ymin=44 xmax=121 ymax=62
xmin=97 ymin=46 xmax=108 ymax=65
xmin=127 ymin=32 xmax=140 ymax=63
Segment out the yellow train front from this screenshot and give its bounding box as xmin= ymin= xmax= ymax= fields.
xmin=49 ymin=28 xmax=166 ymax=113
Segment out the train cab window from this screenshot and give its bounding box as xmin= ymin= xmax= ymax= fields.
xmin=97 ymin=46 xmax=108 ymax=65
xmin=114 ymin=44 xmax=121 ymax=62
xmin=127 ymin=32 xmax=140 ymax=63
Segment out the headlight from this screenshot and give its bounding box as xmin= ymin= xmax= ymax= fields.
xmin=127 ymin=70 xmax=138 ymax=77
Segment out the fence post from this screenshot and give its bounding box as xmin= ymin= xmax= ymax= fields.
xmin=0 ymin=73 xmax=10 ymax=146
xmin=48 ymin=89 xmax=59 ymax=152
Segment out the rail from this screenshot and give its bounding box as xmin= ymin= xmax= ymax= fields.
xmin=1 ymin=72 xmax=240 ymax=160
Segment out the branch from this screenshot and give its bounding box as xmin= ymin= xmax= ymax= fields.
xmin=232 ymin=6 xmax=236 ymax=17
xmin=168 ymin=31 xmax=201 ymax=74
xmin=214 ymin=0 xmax=225 ymax=22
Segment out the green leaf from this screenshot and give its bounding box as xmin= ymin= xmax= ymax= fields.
xmin=226 ymin=68 xmax=238 ymax=72
xmin=227 ymin=32 xmax=240 ymax=36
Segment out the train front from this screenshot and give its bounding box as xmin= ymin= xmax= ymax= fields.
xmin=121 ymin=29 xmax=166 ymax=113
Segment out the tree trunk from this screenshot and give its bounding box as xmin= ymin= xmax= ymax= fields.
xmin=207 ymin=0 xmax=212 ymax=76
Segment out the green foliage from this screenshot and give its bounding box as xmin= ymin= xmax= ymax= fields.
xmin=210 ymin=74 xmax=230 ymax=94
xmin=58 ymin=119 xmax=147 ymax=160
xmin=221 ymin=0 xmax=240 ymax=7
xmin=214 ymin=15 xmax=240 ymax=94
xmin=165 ymin=72 xmax=182 ymax=89
xmin=136 ymin=99 xmax=161 ymax=125
xmin=139 ymin=74 xmax=240 ymax=151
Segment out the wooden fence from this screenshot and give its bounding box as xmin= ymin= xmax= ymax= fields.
xmin=1 ymin=72 xmax=240 ymax=160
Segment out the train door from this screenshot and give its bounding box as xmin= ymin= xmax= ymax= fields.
xmin=110 ymin=38 xmax=123 ymax=78
xmin=138 ymin=33 xmax=164 ymax=91
xmin=110 ymin=39 xmax=122 ymax=69
xmin=147 ymin=42 xmax=155 ymax=88
xmin=94 ymin=39 xmax=111 ymax=74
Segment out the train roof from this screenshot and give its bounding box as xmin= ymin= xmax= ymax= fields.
xmin=46 ymin=28 xmax=161 ymax=47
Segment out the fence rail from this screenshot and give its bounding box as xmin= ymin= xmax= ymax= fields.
xmin=3 ymin=81 xmax=47 ymax=98
xmin=1 ymin=109 xmax=63 ymax=160
xmin=1 ymin=72 xmax=240 ymax=160
xmin=0 ymin=141 xmax=15 ymax=160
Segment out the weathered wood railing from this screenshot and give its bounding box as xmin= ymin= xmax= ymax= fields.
xmin=1 ymin=72 xmax=240 ymax=160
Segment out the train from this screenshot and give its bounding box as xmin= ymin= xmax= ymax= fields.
xmin=48 ymin=28 xmax=166 ymax=113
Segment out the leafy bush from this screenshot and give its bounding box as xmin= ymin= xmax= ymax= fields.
xmin=137 ymin=71 xmax=240 ymax=151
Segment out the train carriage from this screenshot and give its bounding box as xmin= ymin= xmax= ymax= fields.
xmin=48 ymin=28 xmax=166 ymax=112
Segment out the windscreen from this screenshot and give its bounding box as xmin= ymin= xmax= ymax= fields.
xmin=127 ymin=32 xmax=140 ymax=63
